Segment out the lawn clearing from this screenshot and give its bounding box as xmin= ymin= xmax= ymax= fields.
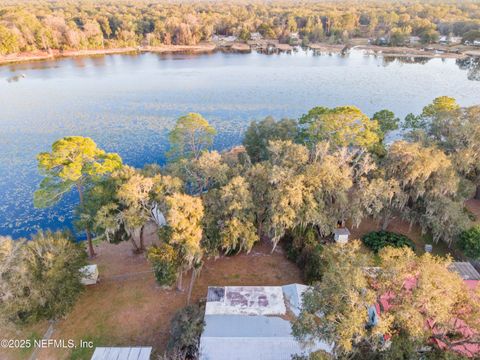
xmin=2 ymin=224 xmax=301 ymax=360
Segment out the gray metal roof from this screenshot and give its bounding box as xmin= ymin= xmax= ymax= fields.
xmin=91 ymin=347 xmax=152 ymax=360
xmin=449 ymin=262 xmax=480 ymax=280
xmin=200 ymin=315 xmax=333 ymax=360
xmin=202 ymin=315 xmax=292 ymax=337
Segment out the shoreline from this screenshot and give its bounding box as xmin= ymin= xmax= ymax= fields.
xmin=0 ymin=41 xmax=477 ymax=66
xmin=0 ymin=43 xmax=217 ymax=66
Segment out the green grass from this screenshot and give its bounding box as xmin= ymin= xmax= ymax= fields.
xmin=69 ymin=335 xmax=108 ymax=360
xmin=17 ymin=331 xmax=42 ymax=357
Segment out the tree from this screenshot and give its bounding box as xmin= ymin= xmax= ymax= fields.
xmin=0 ymin=25 xmax=19 ymax=55
xmin=356 ymin=177 xmax=406 ymax=230
xmin=298 ymin=106 xmax=380 ymax=150
xmin=372 ymin=109 xmax=399 ymax=140
xmin=462 ymin=29 xmax=480 ymax=43
xmin=242 ymin=116 xmax=298 ymax=163
xmin=170 ymin=150 xmax=228 ymax=195
xmin=35 ymin=137 xmax=122 ymax=258
xmin=0 ymin=231 xmax=87 ymax=325
xmin=420 ymin=28 xmax=439 ymax=44
xmin=202 ymin=176 xmax=258 ymax=255
xmin=292 ymin=241 xmax=389 ymax=356
xmin=168 ymin=113 xmax=216 ymax=160
xmin=293 ymin=244 xmax=480 ymax=358
xmin=147 ymin=243 xmax=180 ymax=286
xmin=427 ymin=105 xmax=480 ymax=199
xmin=95 ymin=166 xmax=182 ymax=252
xmin=162 ymin=193 xmax=204 ymax=297
xmin=384 ymin=141 xmax=467 ymax=244
xmin=377 ymin=247 xmax=480 ymax=355
xmin=167 ymin=304 xmax=205 ymax=359
xmin=458 ymin=225 xmax=480 ymax=260
xmin=263 ymin=141 xmax=308 ymax=251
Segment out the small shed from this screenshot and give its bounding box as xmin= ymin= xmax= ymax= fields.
xmin=91 ymin=347 xmax=152 ymax=360
xmin=80 ymin=264 xmax=99 ymax=285
xmin=333 ymin=228 xmax=350 ymax=244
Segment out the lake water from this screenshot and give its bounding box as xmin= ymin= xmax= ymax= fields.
xmin=0 ymin=49 xmax=479 ymax=239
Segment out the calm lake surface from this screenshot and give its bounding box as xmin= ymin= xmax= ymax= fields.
xmin=1 ymin=49 xmax=479 ymax=238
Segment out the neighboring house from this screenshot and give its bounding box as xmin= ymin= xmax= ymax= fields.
xmin=199 ymin=284 xmax=333 ymax=360
xmin=439 ymin=35 xmax=449 ymax=45
xmin=211 ymin=35 xmax=238 ymax=45
xmin=449 ymin=262 xmax=480 ymax=290
xmin=449 ymin=36 xmax=462 ymax=45
xmin=369 ymin=262 xmax=480 ymax=358
xmin=90 ymin=347 xmax=152 ymax=360
xmin=474 ymin=40 xmax=480 ymax=47
xmin=250 ymin=32 xmax=263 ymax=41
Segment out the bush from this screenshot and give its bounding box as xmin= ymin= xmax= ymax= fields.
xmin=0 ymin=231 xmax=87 ymax=324
xmin=362 ymin=231 xmax=415 ymax=253
xmin=167 ymin=303 xmax=205 ymax=359
xmin=147 ymin=243 xmax=179 ymax=286
xmin=458 ymin=226 xmax=480 ymax=260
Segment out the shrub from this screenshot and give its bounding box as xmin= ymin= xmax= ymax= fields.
xmin=147 ymin=243 xmax=179 ymax=286
xmin=458 ymin=226 xmax=480 ymax=260
xmin=167 ymin=303 xmax=205 ymax=359
xmin=0 ymin=231 xmax=87 ymax=324
xmin=362 ymin=231 xmax=414 ymax=253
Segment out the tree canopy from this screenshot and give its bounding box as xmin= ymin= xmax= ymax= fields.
xmin=35 ymin=136 xmax=122 ymax=257
xmin=0 ymin=231 xmax=87 ymax=325
xmin=168 ymin=113 xmax=216 ymax=161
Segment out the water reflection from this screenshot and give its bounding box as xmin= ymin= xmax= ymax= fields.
xmin=456 ymin=57 xmax=480 ymax=81
xmin=6 ymin=74 xmax=26 ymax=82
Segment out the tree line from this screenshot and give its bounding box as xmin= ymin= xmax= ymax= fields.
xmin=1 ymin=0 xmax=480 ymax=55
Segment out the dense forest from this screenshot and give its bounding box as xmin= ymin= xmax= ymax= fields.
xmin=1 ymin=0 xmax=480 ymax=55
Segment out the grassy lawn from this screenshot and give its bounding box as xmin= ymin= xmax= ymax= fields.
xmin=1 ymin=225 xmax=302 ymax=360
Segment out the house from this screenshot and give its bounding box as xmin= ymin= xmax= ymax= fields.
xmin=199 ymin=285 xmax=333 ymax=360
xmin=474 ymin=40 xmax=480 ymax=47
xmin=250 ymin=32 xmax=263 ymax=41
xmin=409 ymin=36 xmax=421 ymax=44
xmin=368 ymin=262 xmax=480 ymax=357
xmin=449 ymin=262 xmax=480 ymax=290
xmin=439 ymin=35 xmax=449 ymax=45
xmin=211 ymin=35 xmax=238 ymax=46
xmin=449 ymin=36 xmax=462 ymax=45
xmin=90 ymin=347 xmax=152 ymax=360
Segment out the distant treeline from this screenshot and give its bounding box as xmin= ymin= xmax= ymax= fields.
xmin=1 ymin=0 xmax=480 ymax=55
